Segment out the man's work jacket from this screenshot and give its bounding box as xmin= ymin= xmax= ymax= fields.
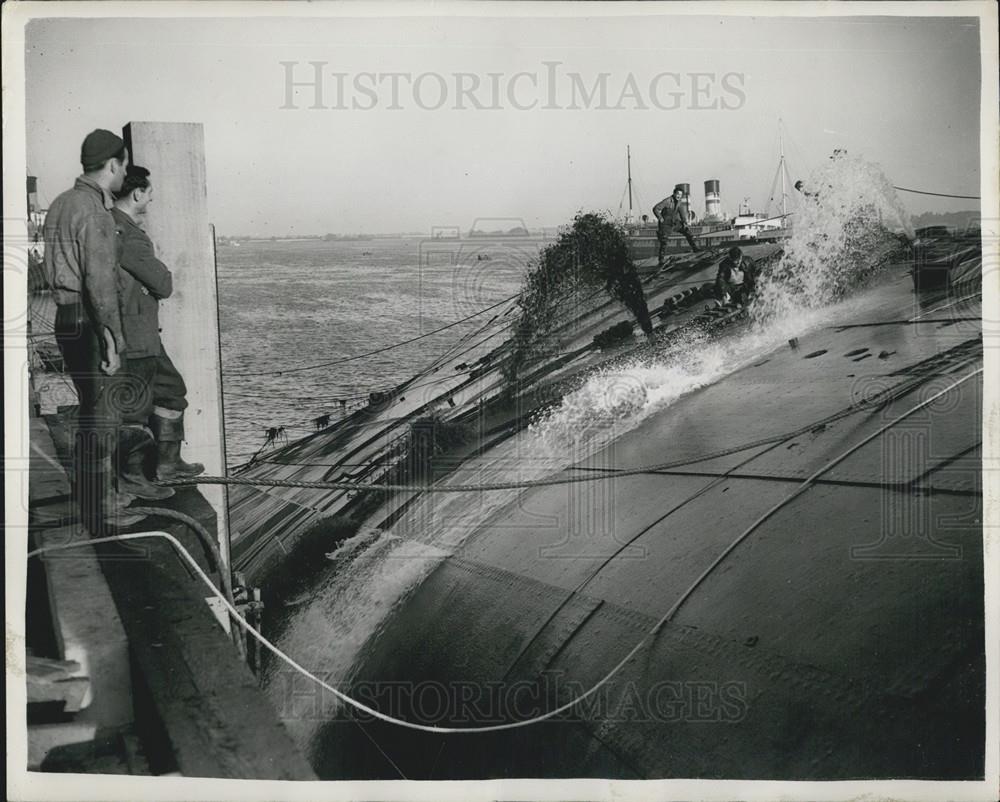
xmin=653 ymin=196 xmax=690 ymax=233
xmin=111 ymin=207 xmax=173 ymax=359
xmin=43 ymin=176 xmax=125 ymax=348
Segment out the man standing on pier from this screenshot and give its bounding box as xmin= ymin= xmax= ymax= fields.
xmin=43 ymin=129 xmax=139 ymax=528
xmin=112 ymin=165 xmax=205 ymax=485
xmin=653 ymin=186 xmax=700 ymax=268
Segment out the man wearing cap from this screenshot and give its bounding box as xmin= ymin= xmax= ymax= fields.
xmin=653 ymin=187 xmax=700 ymax=268
xmin=715 ymin=246 xmax=758 ymax=306
xmin=43 ymin=129 xmax=146 ymax=528
xmin=112 ymin=165 xmax=204 ymax=485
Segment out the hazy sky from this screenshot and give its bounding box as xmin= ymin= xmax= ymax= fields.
xmin=25 ymin=12 xmax=983 ymax=235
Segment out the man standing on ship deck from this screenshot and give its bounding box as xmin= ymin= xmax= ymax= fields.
xmin=112 ymin=165 xmax=205 ymax=483
xmin=653 ymin=186 xmax=700 ymax=268
xmin=42 ymin=129 xmax=147 ymax=529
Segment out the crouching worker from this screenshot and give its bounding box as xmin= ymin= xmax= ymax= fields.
xmin=715 ymin=246 xmax=758 ymax=306
xmin=112 ymin=165 xmax=203 ymax=488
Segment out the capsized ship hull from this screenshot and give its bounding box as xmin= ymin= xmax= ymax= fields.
xmin=232 ymin=244 xmax=984 ymax=780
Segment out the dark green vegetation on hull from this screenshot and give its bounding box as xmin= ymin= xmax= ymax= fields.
xmin=506 ymin=212 xmax=653 ymax=384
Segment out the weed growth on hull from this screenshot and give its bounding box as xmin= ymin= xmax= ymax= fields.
xmin=504 ymin=212 xmax=652 ymax=384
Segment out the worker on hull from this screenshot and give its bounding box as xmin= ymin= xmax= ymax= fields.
xmin=715 ymin=246 xmax=758 ymax=306
xmin=653 ymin=187 xmax=700 ymax=268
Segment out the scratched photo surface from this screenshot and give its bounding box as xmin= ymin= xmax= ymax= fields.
xmin=7 ymin=4 xmax=997 ymax=801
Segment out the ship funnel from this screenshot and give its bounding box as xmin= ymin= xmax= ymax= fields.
xmin=704 ymin=179 xmax=721 ymax=221
xmin=27 ymin=176 xmax=40 ymax=239
xmin=27 ymin=176 xmax=38 ymax=213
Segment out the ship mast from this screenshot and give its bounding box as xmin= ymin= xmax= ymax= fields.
xmin=779 ymin=119 xmax=788 ymax=224
xmin=764 ymin=119 xmax=793 ymax=227
xmin=626 ymin=145 xmax=634 ymax=223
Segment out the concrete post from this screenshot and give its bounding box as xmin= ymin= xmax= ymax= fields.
xmin=122 ymin=122 xmax=230 ymax=568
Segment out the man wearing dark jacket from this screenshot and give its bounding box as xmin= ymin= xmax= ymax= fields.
xmin=43 ymin=129 xmax=146 ymax=527
xmin=653 ymin=187 xmax=700 ymax=267
xmin=715 ymin=246 xmax=758 ymax=305
xmin=112 ymin=166 xmax=204 ymax=483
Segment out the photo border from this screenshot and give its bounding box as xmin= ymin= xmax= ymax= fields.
xmin=4 ymin=2 xmax=998 ymax=800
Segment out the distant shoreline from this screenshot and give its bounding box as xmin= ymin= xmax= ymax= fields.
xmin=216 ymin=209 xmax=979 ymax=244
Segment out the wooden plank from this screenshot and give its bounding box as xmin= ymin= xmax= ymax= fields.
xmin=27 ymin=655 xmax=82 ymax=680
xmin=27 ymin=653 xmax=89 ymax=716
xmin=122 ymin=122 xmax=230 ymax=568
xmin=27 ymin=675 xmax=90 ymax=712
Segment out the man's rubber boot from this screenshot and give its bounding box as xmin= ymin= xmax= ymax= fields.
xmin=118 ymin=430 xmax=175 ymax=501
xmin=103 ymin=486 xmax=148 ymax=529
xmin=156 ymin=440 xmax=205 ymax=480
xmin=76 ymin=458 xmax=146 ymax=531
xmin=119 ymin=453 xmax=175 ymax=500
xmin=152 ymin=412 xmax=204 ymax=480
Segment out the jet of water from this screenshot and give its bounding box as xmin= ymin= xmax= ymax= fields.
xmin=754 ymin=153 xmax=913 ymax=322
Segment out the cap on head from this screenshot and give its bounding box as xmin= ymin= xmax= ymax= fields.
xmin=81 ymin=129 xmax=126 ymax=169
xmin=728 ymin=246 xmax=742 ymax=259
xmin=794 ymin=180 xmax=804 ymax=190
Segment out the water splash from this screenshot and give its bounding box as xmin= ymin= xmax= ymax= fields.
xmin=754 ymin=153 xmax=912 ymax=322
xmin=527 ymin=327 xmax=713 ymax=462
xmin=264 ymin=529 xmax=449 ymax=744
xmin=522 ymin=304 xmax=847 ymax=465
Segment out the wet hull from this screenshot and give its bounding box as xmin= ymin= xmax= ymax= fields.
xmin=311 ymin=270 xmax=984 ymax=779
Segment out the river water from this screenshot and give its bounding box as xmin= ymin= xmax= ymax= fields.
xmin=216 ymin=236 xmax=542 ymax=464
